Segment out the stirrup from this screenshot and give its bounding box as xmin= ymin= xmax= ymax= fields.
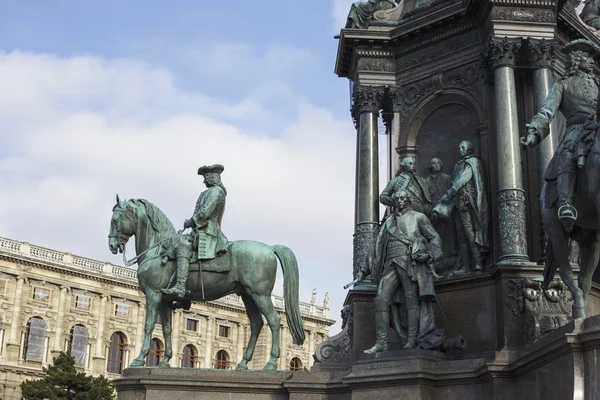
xmin=558 ymin=204 xmax=577 ymax=232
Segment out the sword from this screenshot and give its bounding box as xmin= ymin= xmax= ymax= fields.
xmin=343 ymin=279 xmax=360 ymax=290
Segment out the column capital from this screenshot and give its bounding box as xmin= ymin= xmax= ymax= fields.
xmin=486 ymin=37 xmax=521 ymax=70
xmin=528 ymin=39 xmax=558 ymax=69
xmin=352 ymin=85 xmax=385 ymax=115
xmin=388 ymin=86 xmax=407 ymax=117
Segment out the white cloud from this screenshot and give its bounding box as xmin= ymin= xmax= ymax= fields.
xmin=0 ymin=50 xmax=358 ymax=330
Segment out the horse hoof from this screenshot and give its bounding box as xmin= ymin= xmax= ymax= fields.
xmin=235 ymin=364 xmax=248 ymax=371
xmin=263 ymin=362 xmax=277 ymax=371
xmin=129 ymin=360 xmax=145 ymax=368
xmin=157 ymin=361 xmax=171 ymax=368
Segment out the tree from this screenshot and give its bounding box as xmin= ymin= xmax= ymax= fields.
xmin=21 ymin=352 xmax=115 ymax=400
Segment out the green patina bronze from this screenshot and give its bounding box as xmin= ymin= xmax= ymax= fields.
xmin=108 ymin=179 xmax=305 ymax=370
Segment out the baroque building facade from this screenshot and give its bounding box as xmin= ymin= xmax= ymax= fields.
xmin=0 ymin=236 xmax=333 ymax=399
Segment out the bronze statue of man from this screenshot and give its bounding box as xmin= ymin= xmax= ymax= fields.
xmin=357 ymin=190 xmax=442 ymax=353
xmin=426 ymin=158 xmax=457 ymax=263
xmin=521 ymin=39 xmax=600 ymax=232
xmin=162 ymin=164 xmax=229 ymax=298
xmin=441 ymin=141 xmax=489 ymax=273
xmin=380 ymin=156 xmax=432 ymax=215
xmin=580 ymin=1 xmax=600 ymax=30
xmin=345 ymin=0 xmax=397 ymax=29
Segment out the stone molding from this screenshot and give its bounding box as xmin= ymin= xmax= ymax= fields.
xmin=491 ymin=6 xmax=555 ymax=23
xmin=497 ymin=189 xmax=529 ymax=262
xmin=486 ymin=37 xmax=522 ymax=70
xmin=528 ymin=39 xmax=558 ymax=69
xmin=352 ymin=85 xmax=385 ymax=115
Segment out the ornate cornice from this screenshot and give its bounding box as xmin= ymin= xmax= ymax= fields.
xmin=352 ymin=85 xmax=385 ymax=114
xmin=528 ymin=39 xmax=558 ymax=69
xmin=486 ymin=37 xmax=522 ymax=70
xmin=491 ymin=6 xmax=555 ymax=23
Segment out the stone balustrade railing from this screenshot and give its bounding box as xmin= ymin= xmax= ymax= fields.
xmin=0 ymin=236 xmax=330 ymax=319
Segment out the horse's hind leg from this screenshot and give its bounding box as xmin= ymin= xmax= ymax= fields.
xmin=576 ymin=232 xmax=600 ymax=318
xmin=236 ymin=293 xmax=264 ymax=371
xmin=554 ymin=239 xmax=586 ymax=319
xmin=251 ymin=294 xmax=281 ymax=371
xmin=158 ymin=301 xmax=173 ymax=367
xmin=130 ymin=290 xmax=161 ymax=367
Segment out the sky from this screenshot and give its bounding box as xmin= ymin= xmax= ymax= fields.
xmin=0 ymin=0 xmax=387 ymax=332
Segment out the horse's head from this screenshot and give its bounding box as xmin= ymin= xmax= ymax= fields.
xmin=108 ymin=194 xmax=137 ymax=254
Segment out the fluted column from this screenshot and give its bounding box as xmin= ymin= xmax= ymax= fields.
xmin=92 ymin=295 xmax=108 ymax=372
xmin=171 ymin=309 xmax=181 ymax=367
xmin=6 ymin=276 xmax=25 ymax=362
xmin=352 ymin=85 xmax=384 ymax=281
xmin=236 ymin=322 xmax=245 ymax=364
xmin=204 ymin=316 xmax=214 ymax=368
xmin=307 ymin=331 xmax=315 ymax=369
xmin=529 ymin=39 xmax=559 ymax=261
xmin=389 ymin=87 xmax=405 ymax=179
xmin=134 ymin=302 xmax=145 ymax=357
xmin=52 ymin=286 xmax=69 ymax=356
xmin=487 ymin=37 xmax=530 ymax=263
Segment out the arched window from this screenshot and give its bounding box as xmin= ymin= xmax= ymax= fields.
xmin=181 ymin=344 xmax=197 ymax=368
xmin=214 ymin=350 xmax=230 ymax=369
xmin=146 ymin=338 xmax=163 ymax=367
xmin=107 ymin=332 xmax=126 ymax=374
xmin=68 ymin=325 xmax=88 ymax=367
xmin=289 ymin=357 xmax=302 ymax=371
xmin=23 ymin=317 xmax=46 ymax=362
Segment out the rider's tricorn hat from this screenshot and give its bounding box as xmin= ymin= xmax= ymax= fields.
xmin=198 ymin=164 xmax=224 ymax=176
xmin=562 ymin=39 xmax=600 ymax=57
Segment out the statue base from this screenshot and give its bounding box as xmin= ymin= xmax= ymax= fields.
xmin=113 ymin=316 xmax=600 ymax=399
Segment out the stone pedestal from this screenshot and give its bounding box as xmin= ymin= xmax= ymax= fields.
xmin=113 ymin=315 xmax=600 ymax=399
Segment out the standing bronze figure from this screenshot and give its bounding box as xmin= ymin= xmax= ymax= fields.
xmin=521 ymin=39 xmax=600 ymax=319
xmin=358 ymin=190 xmax=442 ymax=353
xmin=345 ymin=0 xmax=397 ymax=29
xmin=440 ymin=141 xmax=489 ymax=273
xmin=380 ymin=156 xmax=432 ymax=215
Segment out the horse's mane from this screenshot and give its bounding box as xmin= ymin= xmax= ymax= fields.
xmin=130 ymin=199 xmax=176 ymax=238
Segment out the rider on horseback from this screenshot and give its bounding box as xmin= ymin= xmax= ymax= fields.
xmin=521 ymin=39 xmax=600 ymax=232
xmin=162 ymin=164 xmax=229 ymax=298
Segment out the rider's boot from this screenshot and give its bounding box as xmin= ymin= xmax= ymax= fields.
xmin=557 ymin=172 xmax=577 ymax=232
xmin=470 ymin=242 xmax=483 ymax=272
xmin=364 ymin=297 xmax=389 ymax=354
xmin=162 ymin=257 xmax=189 ymax=298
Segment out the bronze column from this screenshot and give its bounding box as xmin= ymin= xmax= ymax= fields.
xmin=352 ymin=85 xmax=384 ymax=281
xmin=487 ymin=38 xmax=530 ymax=263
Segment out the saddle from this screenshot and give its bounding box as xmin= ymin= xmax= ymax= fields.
xmin=189 ymin=243 xmax=233 ymax=273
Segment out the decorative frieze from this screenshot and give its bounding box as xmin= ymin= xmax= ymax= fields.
xmin=491 ymin=7 xmax=555 ymax=23
xmin=528 ymin=39 xmax=557 ymax=69
xmin=486 ymin=37 xmax=522 ymax=70
xmin=356 ymin=50 xmax=395 ymax=73
xmin=497 ymin=189 xmax=529 ymax=262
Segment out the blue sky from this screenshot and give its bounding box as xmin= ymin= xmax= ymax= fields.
xmin=0 ymin=0 xmax=386 ymax=331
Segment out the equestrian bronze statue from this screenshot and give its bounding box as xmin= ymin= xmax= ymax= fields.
xmin=521 ymin=39 xmax=600 ymax=319
xmin=107 ymin=165 xmax=305 ymax=370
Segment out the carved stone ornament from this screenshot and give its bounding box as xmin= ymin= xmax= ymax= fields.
xmin=497 ymin=189 xmax=528 ymax=261
xmin=506 ymin=278 xmax=572 ymax=344
xmin=353 ymin=222 xmax=379 ymax=279
xmin=352 ymin=85 xmax=385 ymax=115
xmin=486 ymin=37 xmax=522 ymax=70
xmin=529 ymin=39 xmax=557 ymax=69
xmin=491 ymin=7 xmax=555 ymax=23
xmin=313 ymin=305 xmax=353 ymax=365
xmin=356 ymin=50 xmax=395 ymax=73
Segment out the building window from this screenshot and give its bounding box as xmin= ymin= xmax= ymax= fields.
xmin=114 ymin=304 xmax=130 ymax=319
xmin=218 ymin=325 xmax=230 ymax=338
xmin=214 ymin=350 xmax=231 ymax=369
xmin=186 ymin=319 xmax=198 ymax=332
xmin=290 ymin=357 xmax=303 ymax=371
xmin=107 ymin=332 xmax=126 ymax=374
xmin=75 ymin=295 xmax=90 ymax=310
xmin=146 ymin=338 xmax=163 ymax=367
xmin=181 ymin=344 xmax=197 ymax=368
xmin=0 ymin=279 xmax=6 ymax=295
xmin=23 ymin=317 xmax=47 ymax=362
xmin=33 ymin=287 xmax=50 ymax=303
xmin=68 ymin=325 xmax=89 ymax=367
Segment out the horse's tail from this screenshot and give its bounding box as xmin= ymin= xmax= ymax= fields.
xmin=543 ymin=240 xmax=558 ymax=290
xmin=272 ymin=244 xmax=306 ymax=346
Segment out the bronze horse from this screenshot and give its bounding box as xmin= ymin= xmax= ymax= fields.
xmin=542 ymin=136 xmax=600 ymax=319
xmin=108 ymin=196 xmax=305 ymax=370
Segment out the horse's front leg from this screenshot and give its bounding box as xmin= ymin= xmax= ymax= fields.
xmin=158 ymin=301 xmax=173 ymax=368
xmin=130 ymin=291 xmax=161 ymax=367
